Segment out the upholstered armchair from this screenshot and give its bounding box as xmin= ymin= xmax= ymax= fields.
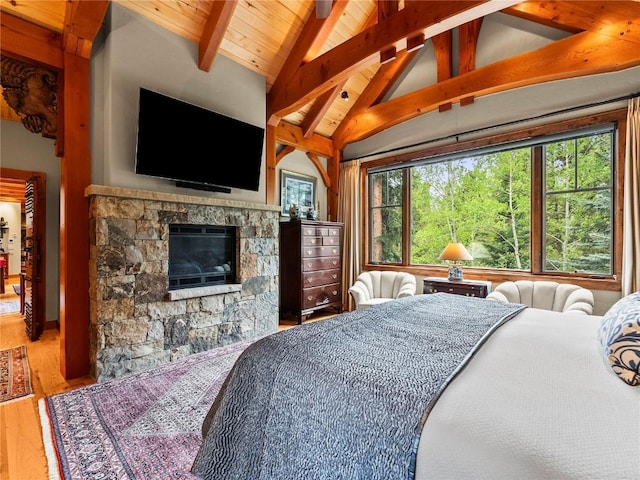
xmin=486 ymin=280 xmax=594 ymax=315
xmin=348 ymin=271 xmax=417 ymax=310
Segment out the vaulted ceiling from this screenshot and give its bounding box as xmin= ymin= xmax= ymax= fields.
xmin=1 ymin=1 xmax=640 ymax=164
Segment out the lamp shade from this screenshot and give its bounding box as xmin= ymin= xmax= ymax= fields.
xmin=438 ymin=242 xmax=473 ymax=261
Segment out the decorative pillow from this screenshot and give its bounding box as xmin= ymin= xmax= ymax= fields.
xmin=599 ymin=292 xmax=640 ymax=386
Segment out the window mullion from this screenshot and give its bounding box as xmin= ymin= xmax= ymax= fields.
xmin=531 ymin=145 xmax=543 ymax=274
xmin=402 ymin=168 xmax=410 ymax=265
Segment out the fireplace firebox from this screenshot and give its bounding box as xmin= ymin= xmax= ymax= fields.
xmin=168 ymin=224 xmax=236 ymax=289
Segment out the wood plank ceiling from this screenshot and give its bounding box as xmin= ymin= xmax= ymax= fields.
xmin=1 ymin=1 xmax=640 ymax=160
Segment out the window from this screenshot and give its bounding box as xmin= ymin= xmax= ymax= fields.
xmin=409 ymin=148 xmax=531 ymax=270
xmin=543 ymin=132 xmax=613 ymax=275
xmin=370 ymin=170 xmax=403 ymax=263
xmin=364 ymin=112 xmax=623 ymax=286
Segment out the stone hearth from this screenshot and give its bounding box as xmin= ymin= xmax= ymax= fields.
xmin=86 ymin=185 xmax=280 ymax=381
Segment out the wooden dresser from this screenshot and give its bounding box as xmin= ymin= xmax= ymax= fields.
xmin=279 ymin=220 xmax=343 ymax=323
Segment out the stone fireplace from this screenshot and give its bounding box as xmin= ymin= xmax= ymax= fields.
xmin=86 ymin=185 xmax=280 ymax=381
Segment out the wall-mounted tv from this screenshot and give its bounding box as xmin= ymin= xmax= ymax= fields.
xmin=135 ymin=88 xmax=265 ymax=192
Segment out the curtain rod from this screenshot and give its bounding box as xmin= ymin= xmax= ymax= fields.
xmin=345 ymin=91 xmax=640 ymax=162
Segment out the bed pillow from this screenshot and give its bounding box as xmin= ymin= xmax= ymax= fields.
xmin=599 ymin=292 xmax=640 ymax=386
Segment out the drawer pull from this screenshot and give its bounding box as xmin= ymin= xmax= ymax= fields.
xmin=306 ymin=277 xmax=313 ymax=283
xmin=332 ymin=261 xmax=337 ymax=265
xmin=332 ymin=274 xmax=337 ymax=279
xmin=311 ymin=239 xmax=317 ymax=244
xmin=332 ymin=290 xmax=338 ymax=295
xmin=307 ymin=249 xmax=313 ymax=255
xmin=448 ymin=288 xmax=453 ymax=292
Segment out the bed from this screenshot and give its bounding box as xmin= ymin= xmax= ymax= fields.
xmin=191 ymin=292 xmax=640 ymax=480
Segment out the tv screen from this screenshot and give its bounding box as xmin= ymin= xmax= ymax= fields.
xmin=135 ymin=88 xmax=265 ymax=192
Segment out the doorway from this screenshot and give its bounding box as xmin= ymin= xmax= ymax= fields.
xmin=0 ymin=169 xmax=47 ymax=342
xmin=0 ymin=178 xmax=25 ymax=316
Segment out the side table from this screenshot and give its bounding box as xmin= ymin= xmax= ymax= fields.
xmin=423 ymin=276 xmax=492 ymax=298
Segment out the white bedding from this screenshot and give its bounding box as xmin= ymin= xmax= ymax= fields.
xmin=416 ymin=307 xmax=640 ymax=479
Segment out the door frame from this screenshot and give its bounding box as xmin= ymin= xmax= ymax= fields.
xmin=0 ymin=167 xmax=47 ymax=334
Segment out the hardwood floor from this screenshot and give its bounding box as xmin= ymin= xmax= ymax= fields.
xmin=0 ymin=284 xmax=94 ymax=480
xmin=0 ymin=281 xmax=335 ymax=480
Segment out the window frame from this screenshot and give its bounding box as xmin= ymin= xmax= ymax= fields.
xmin=360 ymin=109 xmax=626 ymax=291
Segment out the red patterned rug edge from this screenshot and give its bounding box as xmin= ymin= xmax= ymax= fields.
xmin=0 ymin=344 xmax=34 ymax=404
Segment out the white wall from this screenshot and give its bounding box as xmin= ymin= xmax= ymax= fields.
xmin=92 ymin=3 xmax=267 ymax=204
xmin=0 ymin=202 xmax=21 ymax=274
xmin=276 ymin=149 xmax=329 ymax=222
xmin=0 ymin=120 xmax=61 ymax=322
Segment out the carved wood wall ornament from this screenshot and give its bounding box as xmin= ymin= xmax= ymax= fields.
xmin=0 ymin=56 xmax=57 ymax=138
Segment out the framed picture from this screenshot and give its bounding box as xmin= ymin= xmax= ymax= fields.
xmin=280 ymin=170 xmax=317 ymax=217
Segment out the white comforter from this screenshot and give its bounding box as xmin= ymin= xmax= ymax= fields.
xmin=416 ymin=307 xmax=640 ymax=479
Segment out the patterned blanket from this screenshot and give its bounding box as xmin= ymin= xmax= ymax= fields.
xmin=191 ymin=293 xmax=525 ymax=480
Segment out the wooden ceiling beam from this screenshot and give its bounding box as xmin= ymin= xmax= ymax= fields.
xmin=503 ymin=1 xmax=640 ymax=38
xmin=306 ymin=152 xmax=331 ymax=188
xmin=268 ymin=0 xmax=519 ymax=119
xmin=0 ymin=13 xmax=63 ymax=69
xmin=301 ymin=84 xmax=343 ymax=138
xmin=63 ymin=0 xmax=109 ymax=58
xmin=332 ymin=48 xmax=419 ymax=147
xmin=458 ymin=18 xmax=482 ymax=75
xmin=268 ymin=0 xmax=348 ymax=127
xmin=276 ymin=145 xmax=296 ymax=164
xmin=457 ymin=18 xmax=483 ymax=107
xmin=378 ymin=1 xmax=400 ymax=22
xmin=198 ymin=0 xmax=237 ymax=71
xmin=276 ymin=120 xmax=333 ymax=158
xmin=337 ymin=29 xmax=640 ymax=145
xmin=304 ymin=0 xmax=349 ymax=62
xmin=300 ymin=8 xmax=379 ymax=139
xmin=432 ymin=31 xmax=453 ymax=82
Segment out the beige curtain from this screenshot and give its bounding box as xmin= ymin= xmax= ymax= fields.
xmin=623 ymin=97 xmax=640 ymax=295
xmin=337 ymin=160 xmax=361 ymax=311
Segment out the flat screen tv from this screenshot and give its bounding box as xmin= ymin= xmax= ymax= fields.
xmin=135 ymin=88 xmax=265 ymax=192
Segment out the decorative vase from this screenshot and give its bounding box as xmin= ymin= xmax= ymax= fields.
xmin=306 ymin=207 xmax=318 ymax=220
xmin=289 ymin=203 xmax=300 ymax=220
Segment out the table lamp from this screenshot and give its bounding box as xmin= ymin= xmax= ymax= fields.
xmin=438 ymin=242 xmax=473 ymax=281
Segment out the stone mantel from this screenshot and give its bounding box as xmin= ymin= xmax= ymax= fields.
xmin=87 ymin=185 xmax=279 ymax=381
xmin=85 ymin=184 xmax=281 ymax=213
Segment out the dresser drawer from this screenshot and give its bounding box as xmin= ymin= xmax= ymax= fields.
xmin=302 ymin=283 xmax=341 ymax=309
xmin=302 ymin=226 xmax=339 ymax=237
xmin=303 ymin=256 xmax=341 ymax=272
xmin=322 ymin=235 xmax=339 ymax=246
xmin=303 ymin=245 xmax=341 ymax=258
xmin=303 ymin=269 xmax=340 ymax=288
xmin=303 ymin=236 xmax=322 ymax=246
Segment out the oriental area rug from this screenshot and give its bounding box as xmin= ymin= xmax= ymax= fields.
xmin=40 ymin=339 xmax=256 ymax=480
xmin=0 ymin=344 xmax=34 ymax=404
